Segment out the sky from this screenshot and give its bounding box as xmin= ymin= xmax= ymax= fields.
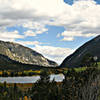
xmin=0 ymin=0 xmax=100 ymax=64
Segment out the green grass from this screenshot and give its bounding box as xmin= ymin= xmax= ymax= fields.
xmin=74 ymin=67 xmax=87 ymax=72
xmin=98 ymin=62 xmax=100 ymax=69
xmin=60 ymin=62 xmax=100 ymax=74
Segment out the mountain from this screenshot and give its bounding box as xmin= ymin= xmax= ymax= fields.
xmin=0 ymin=40 xmax=57 ymax=68
xmin=0 ymin=54 xmax=46 ymax=70
xmin=60 ymin=35 xmax=100 ymax=68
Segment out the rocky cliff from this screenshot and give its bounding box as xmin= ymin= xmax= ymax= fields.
xmin=0 ymin=40 xmax=57 ymax=67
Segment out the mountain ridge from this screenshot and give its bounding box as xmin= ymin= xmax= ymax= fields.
xmin=0 ymin=40 xmax=57 ymax=68
xmin=60 ymin=35 xmax=100 ymax=68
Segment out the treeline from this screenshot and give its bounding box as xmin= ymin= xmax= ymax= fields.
xmin=0 ymin=68 xmax=59 ymax=77
xmin=27 ymin=68 xmax=100 ymax=100
xmin=0 ymin=70 xmax=40 ymax=77
xmin=0 ymin=67 xmax=61 ymax=77
xmin=0 ymin=82 xmax=23 ymax=100
xmin=0 ymin=67 xmax=100 ymax=100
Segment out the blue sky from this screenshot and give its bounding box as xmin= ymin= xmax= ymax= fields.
xmin=0 ymin=0 xmax=100 ymax=64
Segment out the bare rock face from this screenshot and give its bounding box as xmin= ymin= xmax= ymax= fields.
xmin=0 ymin=40 xmax=57 ymax=67
xmin=60 ymin=35 xmax=100 ymax=68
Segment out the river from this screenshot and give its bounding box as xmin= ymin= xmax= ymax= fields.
xmin=0 ymin=74 xmax=64 ymax=83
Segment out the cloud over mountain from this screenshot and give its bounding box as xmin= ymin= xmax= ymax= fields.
xmin=33 ymin=45 xmax=74 ymax=64
xmin=0 ymin=0 xmax=99 ymax=63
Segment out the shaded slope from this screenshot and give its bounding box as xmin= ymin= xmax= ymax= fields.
xmin=0 ymin=54 xmax=46 ymax=70
xmin=60 ymin=35 xmax=100 ymax=68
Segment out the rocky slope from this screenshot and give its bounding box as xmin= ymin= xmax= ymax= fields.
xmin=60 ymin=35 xmax=100 ymax=68
xmin=0 ymin=40 xmax=57 ymax=67
xmin=0 ymin=54 xmax=46 ymax=70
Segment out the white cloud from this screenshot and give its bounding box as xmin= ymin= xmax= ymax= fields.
xmin=0 ymin=0 xmax=67 ymax=27
xmin=56 ymin=33 xmax=61 ymax=38
xmin=0 ymin=30 xmax=24 ymax=42
xmin=23 ymin=21 xmax=48 ymax=37
xmin=55 ymin=0 xmax=100 ymax=40
xmin=16 ymin=41 xmax=41 ymax=46
xmin=24 ymin=30 xmax=36 ymax=37
xmin=33 ymin=45 xmax=74 ymax=64
xmin=60 ymin=31 xmax=98 ymax=41
xmin=24 ymin=27 xmax=48 ymax=37
xmin=0 ymin=0 xmax=100 ymax=41
xmin=62 ymin=37 xmax=74 ymax=41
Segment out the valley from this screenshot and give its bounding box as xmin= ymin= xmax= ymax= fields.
xmin=0 ymin=35 xmax=100 ymax=100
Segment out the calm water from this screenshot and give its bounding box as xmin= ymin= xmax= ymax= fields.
xmin=0 ymin=74 xmax=64 ymax=83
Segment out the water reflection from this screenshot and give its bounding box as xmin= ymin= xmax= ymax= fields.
xmin=0 ymin=74 xmax=64 ymax=83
